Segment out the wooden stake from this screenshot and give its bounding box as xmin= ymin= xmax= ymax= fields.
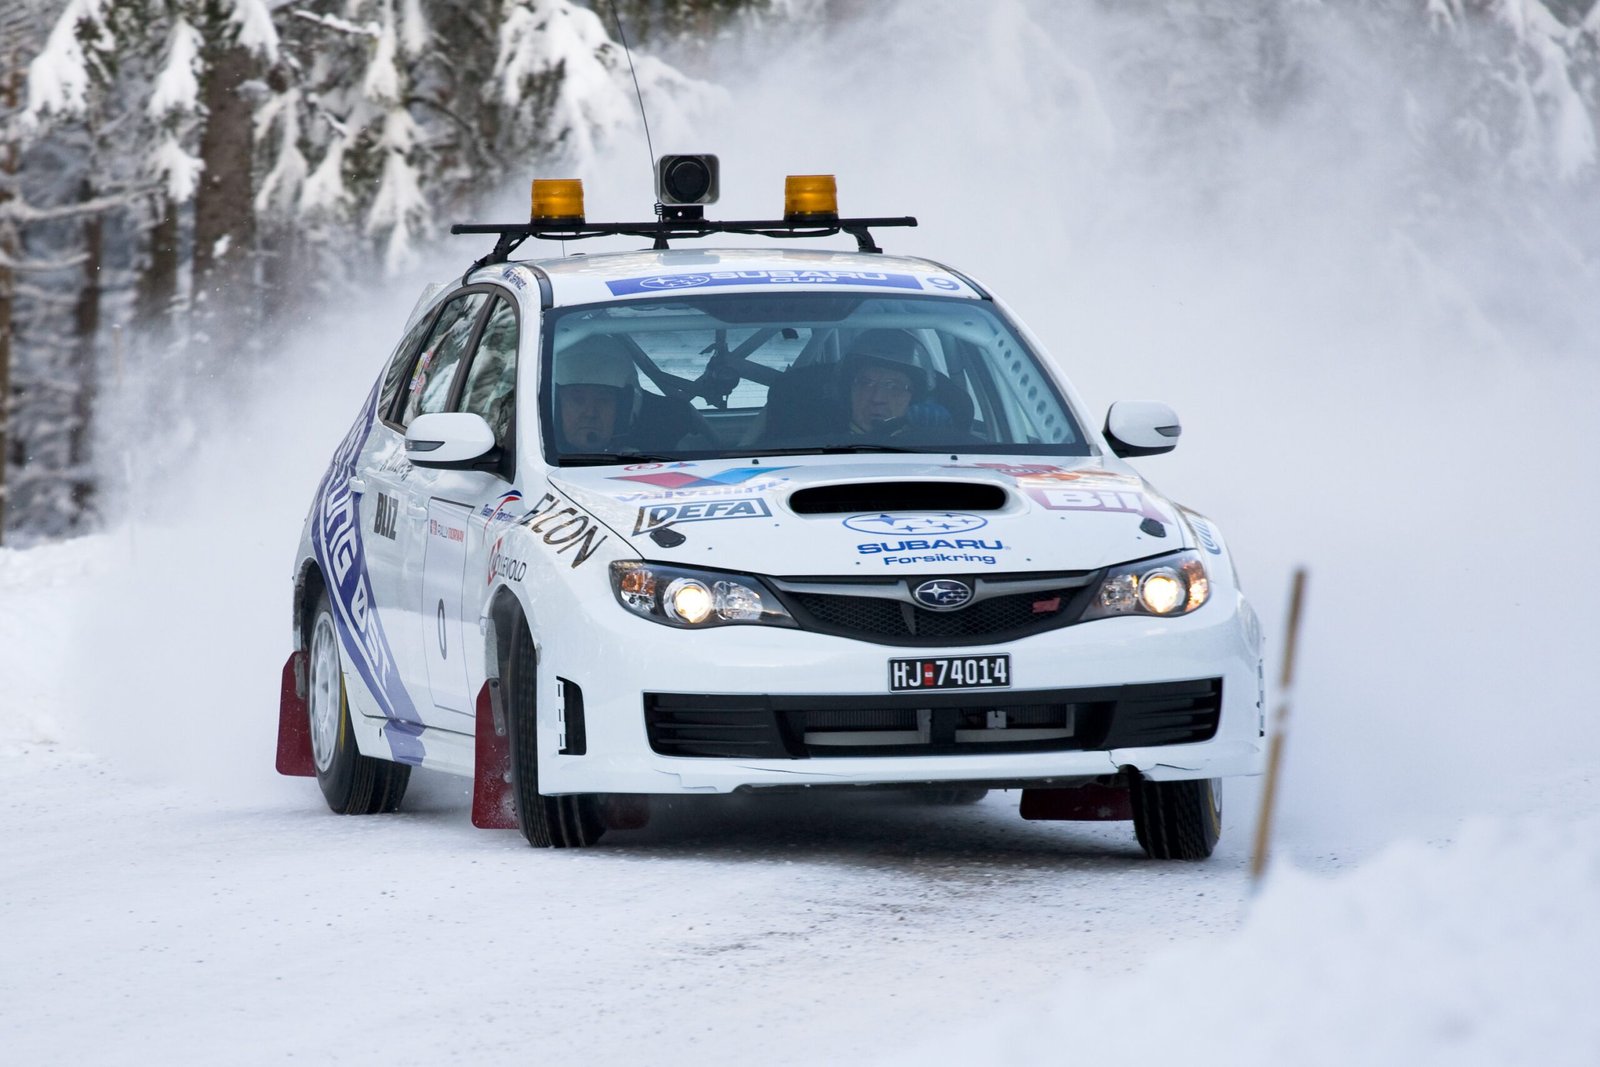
xmin=1250 ymin=567 xmax=1307 ymax=888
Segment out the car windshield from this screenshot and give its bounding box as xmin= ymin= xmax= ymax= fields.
xmin=539 ymin=292 xmax=1089 ymax=465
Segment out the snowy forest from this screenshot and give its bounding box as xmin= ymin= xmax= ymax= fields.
xmin=2 ymin=0 xmax=1599 ymax=543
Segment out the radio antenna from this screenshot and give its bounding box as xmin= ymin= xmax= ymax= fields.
xmin=607 ymin=1 xmax=658 ymax=188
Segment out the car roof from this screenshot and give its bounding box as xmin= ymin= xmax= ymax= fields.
xmin=500 ymin=247 xmax=985 ymax=307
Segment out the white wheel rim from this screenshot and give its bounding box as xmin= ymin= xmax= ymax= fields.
xmin=309 ymin=613 xmax=343 ymax=773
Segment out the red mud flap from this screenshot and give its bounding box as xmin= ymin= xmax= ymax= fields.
xmin=472 ymin=680 xmax=518 ymax=829
xmin=276 ymin=651 xmax=316 ymax=777
xmin=1020 ymin=783 xmax=1133 ymax=821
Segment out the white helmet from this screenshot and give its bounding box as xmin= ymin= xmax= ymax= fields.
xmin=554 ymin=334 xmax=642 ymax=422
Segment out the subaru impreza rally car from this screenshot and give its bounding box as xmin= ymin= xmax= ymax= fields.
xmin=277 ymin=165 xmax=1263 ymax=859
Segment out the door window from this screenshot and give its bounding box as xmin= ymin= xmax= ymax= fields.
xmin=456 ymin=298 xmax=519 ymax=450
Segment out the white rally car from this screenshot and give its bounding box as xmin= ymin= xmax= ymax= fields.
xmin=277 ymin=163 xmax=1263 ymax=859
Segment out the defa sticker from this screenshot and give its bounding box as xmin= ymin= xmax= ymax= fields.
xmin=518 ymin=492 xmax=608 ymax=568
xmin=633 ymin=497 xmax=771 ymax=534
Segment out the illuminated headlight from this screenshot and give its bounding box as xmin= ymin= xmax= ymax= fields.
xmin=610 ymin=562 xmax=796 ymax=629
xmin=1085 ymin=551 xmax=1211 ymax=620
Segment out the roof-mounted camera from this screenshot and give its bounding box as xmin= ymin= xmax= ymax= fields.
xmin=656 ymin=154 xmax=719 ymax=221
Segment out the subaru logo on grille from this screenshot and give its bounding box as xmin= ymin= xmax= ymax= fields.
xmin=913 ymin=579 xmax=973 ymax=611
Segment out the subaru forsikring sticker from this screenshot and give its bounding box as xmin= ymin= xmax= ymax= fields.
xmin=606 ymin=270 xmax=924 ymax=296
xmin=310 ymin=384 xmax=426 ymax=763
xmin=857 ymin=538 xmax=1007 ymax=566
xmin=843 ymin=512 xmax=988 ymax=536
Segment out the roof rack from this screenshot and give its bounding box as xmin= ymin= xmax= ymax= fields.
xmin=451 ymin=215 xmax=918 ymax=278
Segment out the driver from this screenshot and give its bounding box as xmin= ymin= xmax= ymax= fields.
xmin=554 ymin=335 xmax=641 ymax=450
xmin=843 ymin=329 xmax=932 ymax=440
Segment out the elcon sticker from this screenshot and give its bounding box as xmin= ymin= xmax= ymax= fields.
xmin=633 ymin=497 xmax=771 ymax=534
xmin=517 ymin=492 xmax=608 ymax=568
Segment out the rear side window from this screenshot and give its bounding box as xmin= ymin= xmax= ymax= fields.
xmin=379 ymin=305 xmax=445 ymax=418
xmin=399 ymin=292 xmax=488 ymax=428
xmin=456 ymin=298 xmax=519 ymax=451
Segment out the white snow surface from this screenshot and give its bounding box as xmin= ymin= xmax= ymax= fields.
xmin=6 ymin=1 xmax=1600 ymax=1063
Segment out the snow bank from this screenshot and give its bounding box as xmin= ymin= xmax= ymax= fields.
xmin=0 ymin=537 xmax=112 ymax=748
xmin=905 ymin=790 xmax=1600 ymax=1066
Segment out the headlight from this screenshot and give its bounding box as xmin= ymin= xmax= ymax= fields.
xmin=610 ymin=562 xmax=797 ymax=629
xmin=1083 ymin=551 xmax=1210 ymax=620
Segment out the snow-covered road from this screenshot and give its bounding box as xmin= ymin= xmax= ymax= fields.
xmin=3 ymin=732 xmax=1261 ymax=1064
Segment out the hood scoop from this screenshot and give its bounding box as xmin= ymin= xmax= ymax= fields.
xmin=788 ymin=481 xmax=1008 ymax=515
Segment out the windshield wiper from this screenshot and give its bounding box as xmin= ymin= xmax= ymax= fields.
xmin=559 ymin=452 xmax=683 ymax=466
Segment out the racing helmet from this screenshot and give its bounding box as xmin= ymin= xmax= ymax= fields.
xmin=843 ymin=328 xmax=932 ymax=397
xmin=553 ymin=334 xmax=642 ymax=424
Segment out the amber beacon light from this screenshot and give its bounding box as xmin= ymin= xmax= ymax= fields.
xmin=531 ymin=179 xmax=585 ymax=221
xmin=784 ymin=174 xmax=838 ymax=219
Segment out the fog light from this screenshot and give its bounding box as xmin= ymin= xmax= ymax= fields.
xmin=1139 ymin=570 xmax=1186 ymax=615
xmin=1099 ymin=573 xmax=1138 ymax=612
xmin=714 ymin=581 xmax=763 ymax=621
xmin=665 ymin=578 xmax=714 ymax=624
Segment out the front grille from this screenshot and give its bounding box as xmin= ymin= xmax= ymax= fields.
xmin=775 ymin=572 xmax=1097 ymax=647
xmin=644 ymin=678 xmax=1222 ymax=759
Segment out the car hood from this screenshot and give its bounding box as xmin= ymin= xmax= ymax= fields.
xmin=547 ymin=456 xmax=1191 ymax=576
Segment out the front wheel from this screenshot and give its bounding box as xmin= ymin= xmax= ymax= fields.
xmin=504 ymin=619 xmax=605 ymax=848
xmin=1130 ymin=777 xmax=1221 ymax=860
xmin=307 ymin=590 xmax=410 ymax=814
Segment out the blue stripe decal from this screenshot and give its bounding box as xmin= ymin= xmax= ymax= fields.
xmin=309 ymin=384 xmax=427 ymax=764
xmin=606 ymin=270 xmax=924 ymax=296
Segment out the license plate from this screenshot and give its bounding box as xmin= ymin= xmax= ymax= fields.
xmin=888 ymin=654 xmax=1011 ymax=692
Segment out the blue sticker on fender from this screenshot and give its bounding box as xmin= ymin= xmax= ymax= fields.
xmin=310 ymin=383 xmax=427 ymax=764
xmin=606 ymin=270 xmax=924 ymax=296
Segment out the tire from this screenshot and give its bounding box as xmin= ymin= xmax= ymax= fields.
xmin=504 ymin=618 xmax=605 ymax=848
xmin=307 ymin=590 xmax=410 ymax=815
xmin=1130 ymin=776 xmax=1221 ymax=860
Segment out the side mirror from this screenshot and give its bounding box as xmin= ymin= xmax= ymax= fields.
xmin=406 ymin=412 xmax=496 ymax=467
xmin=1104 ymin=401 xmax=1181 ymax=458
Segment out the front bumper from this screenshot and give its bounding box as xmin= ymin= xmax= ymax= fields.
xmin=534 ymin=590 xmax=1264 ymax=795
